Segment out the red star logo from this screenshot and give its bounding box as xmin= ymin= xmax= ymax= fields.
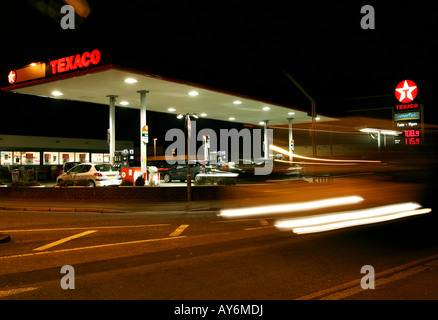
xmin=8 ymin=70 xmax=16 ymax=84
xmin=395 ymin=80 xmax=418 ymax=103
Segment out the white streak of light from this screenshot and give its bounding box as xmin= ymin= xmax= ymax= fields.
xmin=219 ymin=196 xmax=364 ymax=218
xmin=292 ymin=208 xmax=431 ymax=234
xmin=270 ymin=145 xmax=381 ymax=163
xmin=274 ymin=159 xmax=358 ymax=166
xmin=275 ymin=202 xmax=421 ymax=229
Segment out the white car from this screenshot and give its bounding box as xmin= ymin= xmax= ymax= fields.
xmin=56 ymin=163 xmax=121 ymax=187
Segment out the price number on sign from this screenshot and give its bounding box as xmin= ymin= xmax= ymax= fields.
xmin=404 ymin=130 xmax=420 ymax=145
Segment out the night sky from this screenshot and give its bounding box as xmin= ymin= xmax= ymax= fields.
xmin=0 ymin=0 xmax=436 ymax=145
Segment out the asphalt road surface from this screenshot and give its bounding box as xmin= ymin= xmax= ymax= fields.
xmin=0 ymin=179 xmax=437 ymax=318
xmin=1 ymin=208 xmax=437 ymax=299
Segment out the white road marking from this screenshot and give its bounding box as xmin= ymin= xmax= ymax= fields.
xmin=1 ymin=224 xmax=169 ymax=233
xmin=0 ymin=287 xmax=39 ymax=298
xmin=321 ymin=265 xmax=429 ymax=300
xmin=296 ymin=254 xmax=438 ymax=300
xmin=1 ymin=236 xmax=186 ymax=260
xmin=33 ymin=230 xmax=98 ymax=251
xmin=169 ymin=225 xmax=189 ymax=237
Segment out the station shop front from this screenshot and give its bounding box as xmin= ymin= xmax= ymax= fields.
xmin=0 ymin=134 xmax=133 ymax=181
xmin=0 ymin=150 xmax=109 ymax=166
xmin=0 ymin=151 xmax=108 ymax=181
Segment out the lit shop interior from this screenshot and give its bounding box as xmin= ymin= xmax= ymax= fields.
xmin=0 ymin=134 xmax=133 ymax=181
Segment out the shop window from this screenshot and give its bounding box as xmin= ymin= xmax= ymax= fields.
xmin=61 ymin=152 xmax=75 ymax=163
xmin=91 ymin=153 xmax=103 ymax=162
xmin=43 ymin=152 xmax=59 ymax=165
xmin=1 ymin=151 xmax=13 ymax=165
xmin=75 ymin=153 xmax=89 ymax=163
xmin=13 ymin=152 xmax=22 ymax=165
xmin=22 ymin=152 xmax=40 ymax=165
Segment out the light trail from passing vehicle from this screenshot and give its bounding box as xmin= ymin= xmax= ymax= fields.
xmin=275 ymin=203 xmax=431 ymax=234
xmin=219 ymin=196 xmax=364 ymax=218
xmin=270 ymin=145 xmax=381 ymax=163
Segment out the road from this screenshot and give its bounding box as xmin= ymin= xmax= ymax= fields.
xmin=1 ymin=209 xmax=437 ymax=299
xmin=0 ymin=179 xmax=437 ymax=313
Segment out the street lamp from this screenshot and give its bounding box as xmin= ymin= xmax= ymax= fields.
xmin=283 ymin=70 xmax=316 ymax=157
xmin=177 ymin=113 xmax=198 ymax=201
xmin=283 ymin=70 xmax=317 ymax=178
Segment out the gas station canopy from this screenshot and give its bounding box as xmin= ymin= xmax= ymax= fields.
xmin=3 ymin=63 xmax=332 ymax=126
xmin=2 ymin=50 xmax=339 ymax=178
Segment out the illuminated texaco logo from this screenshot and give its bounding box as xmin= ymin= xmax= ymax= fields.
xmin=395 ymin=80 xmax=418 ymax=103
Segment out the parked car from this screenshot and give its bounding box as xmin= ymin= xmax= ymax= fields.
xmin=56 ymin=163 xmax=121 ymax=187
xmin=162 ymin=163 xmax=203 ymax=183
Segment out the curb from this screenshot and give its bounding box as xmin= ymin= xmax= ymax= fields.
xmin=0 ymin=233 xmax=11 ymax=244
xmin=189 ymin=207 xmax=220 ymax=212
xmin=0 ymin=206 xmax=128 ymax=214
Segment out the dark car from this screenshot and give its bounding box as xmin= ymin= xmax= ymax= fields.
xmin=147 ymin=161 xmax=174 ymax=174
xmin=162 ymin=163 xmax=203 ymax=183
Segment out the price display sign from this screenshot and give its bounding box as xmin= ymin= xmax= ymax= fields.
xmin=393 ymin=80 xmax=423 ymax=147
xmin=404 ymin=129 xmax=421 ymax=145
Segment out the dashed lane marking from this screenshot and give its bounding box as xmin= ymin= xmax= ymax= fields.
xmin=33 ymin=230 xmax=98 ymax=251
xmin=169 ymin=225 xmax=189 ymax=237
xmin=1 ymin=224 xmax=169 ymax=233
xmin=1 ymin=236 xmax=186 ymax=260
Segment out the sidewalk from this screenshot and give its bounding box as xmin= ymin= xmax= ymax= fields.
xmin=0 ymin=180 xmax=241 ymax=213
xmin=0 ymin=177 xmax=430 ymax=214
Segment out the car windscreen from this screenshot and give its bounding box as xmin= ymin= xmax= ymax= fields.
xmin=64 ymin=162 xmax=80 ymax=172
xmin=68 ymin=165 xmax=83 ymax=174
xmin=94 ymin=164 xmax=116 ymax=172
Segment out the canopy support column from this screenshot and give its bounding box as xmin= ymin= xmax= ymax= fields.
xmin=106 ymin=95 xmax=117 ymax=164
xmin=138 ymin=90 xmax=150 ymax=177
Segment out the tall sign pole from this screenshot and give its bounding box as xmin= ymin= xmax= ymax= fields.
xmin=287 ymin=117 xmax=294 ymax=164
xmin=186 ymin=115 xmax=192 ymax=201
xmin=263 ymin=120 xmax=270 ymax=160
